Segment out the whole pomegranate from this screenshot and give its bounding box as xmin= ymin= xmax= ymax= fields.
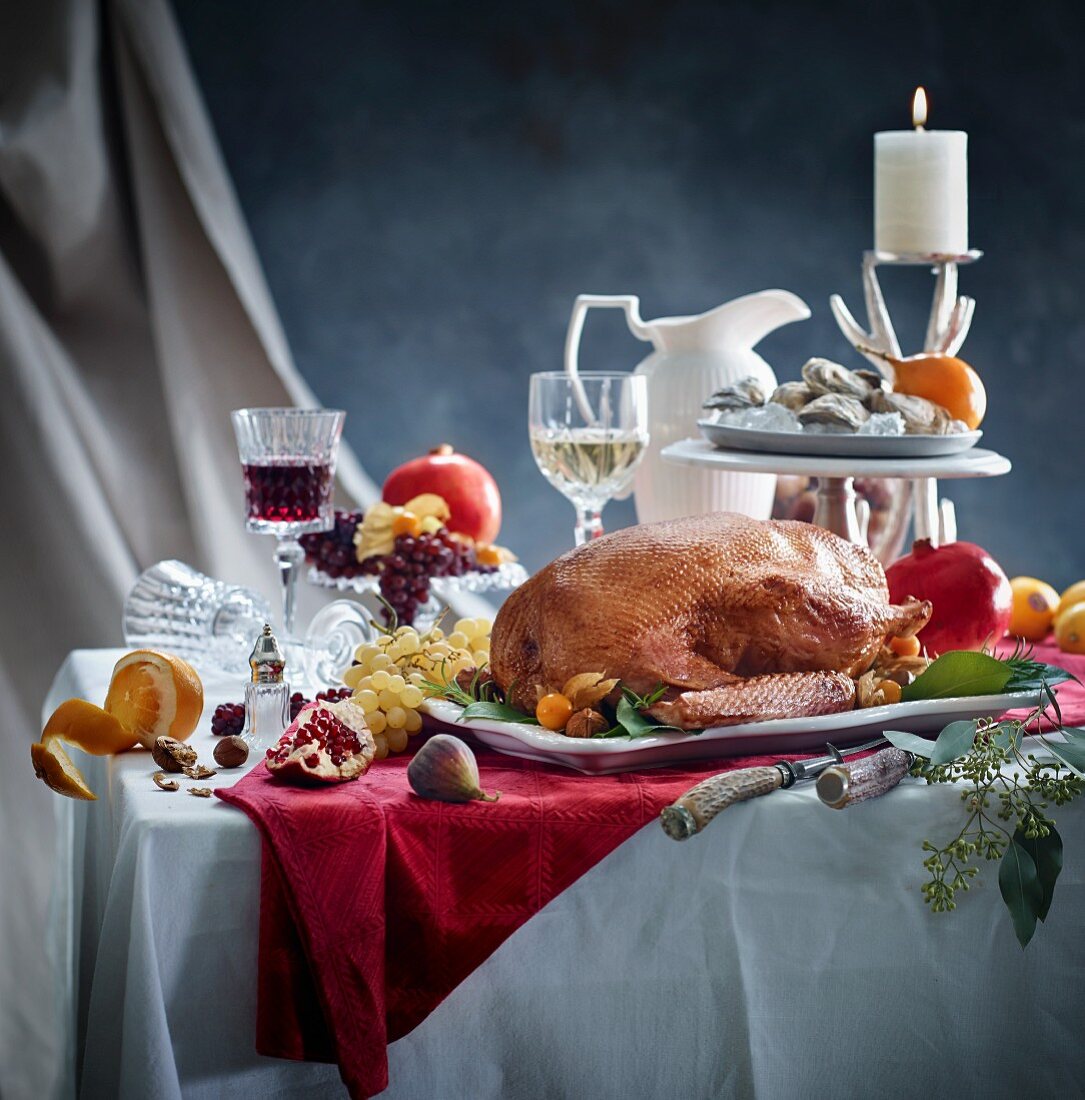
xmin=885 ymin=539 xmax=1012 ymax=656
xmin=383 ymin=445 xmax=501 ymax=543
xmin=265 ymin=700 xmax=375 ymax=784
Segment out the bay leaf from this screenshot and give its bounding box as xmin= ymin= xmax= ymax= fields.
xmin=901 ymin=651 xmax=1012 ymax=703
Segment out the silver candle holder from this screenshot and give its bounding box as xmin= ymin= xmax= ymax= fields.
xmin=830 ymin=248 xmax=983 ymax=546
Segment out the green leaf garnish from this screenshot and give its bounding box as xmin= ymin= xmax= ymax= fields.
xmin=608 ymin=695 xmax=680 ymax=738
xmin=929 ymin=720 xmax=979 ymax=765
xmin=901 ymin=651 xmax=1012 ymax=702
xmin=460 ymin=700 xmax=539 ymax=725
xmin=883 ymin=729 xmax=938 ymax=757
xmin=1015 ymin=824 xmax=1062 ymax=923
xmin=1040 ymin=736 xmax=1085 ymax=777
xmin=998 ymin=836 xmax=1042 ymax=947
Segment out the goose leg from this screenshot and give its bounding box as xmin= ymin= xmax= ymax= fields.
xmin=648 ymin=670 xmax=856 ymax=730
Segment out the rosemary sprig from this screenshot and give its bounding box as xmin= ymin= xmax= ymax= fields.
xmin=621 ymin=683 xmax=669 ymax=710
xmin=992 ymin=637 xmax=1080 ymax=693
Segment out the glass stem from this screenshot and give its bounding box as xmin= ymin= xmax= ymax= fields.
xmin=573 ymin=505 xmax=604 ymax=547
xmin=275 ymin=537 xmax=305 ymax=638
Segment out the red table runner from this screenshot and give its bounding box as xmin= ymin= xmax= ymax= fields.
xmin=216 ymin=640 xmax=1085 ymax=1099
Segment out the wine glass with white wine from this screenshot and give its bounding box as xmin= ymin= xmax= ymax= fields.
xmin=529 ymin=371 xmax=649 ymax=546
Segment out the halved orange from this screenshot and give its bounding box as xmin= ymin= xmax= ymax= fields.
xmin=31 ymin=737 xmax=97 ymax=800
xmin=42 ymin=698 xmax=138 ymax=755
xmin=104 ymin=650 xmax=204 ymax=749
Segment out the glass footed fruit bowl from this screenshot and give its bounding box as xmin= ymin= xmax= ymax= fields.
xmin=300 ymin=507 xmax=527 ymax=627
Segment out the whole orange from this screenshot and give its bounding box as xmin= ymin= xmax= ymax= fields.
xmin=1055 ymin=602 xmax=1085 ymax=655
xmin=1007 ymin=577 xmax=1060 ymax=641
xmin=1055 ymin=581 xmax=1085 ymax=624
xmin=886 ymin=352 xmax=987 ymax=430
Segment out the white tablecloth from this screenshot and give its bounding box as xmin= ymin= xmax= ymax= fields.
xmin=49 ymin=650 xmax=1085 ymax=1099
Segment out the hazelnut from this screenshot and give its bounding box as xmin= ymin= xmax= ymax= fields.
xmin=213 ymin=735 xmax=249 ymax=769
xmin=152 ymin=736 xmax=198 ymax=773
xmin=564 ymin=708 xmax=609 ymax=739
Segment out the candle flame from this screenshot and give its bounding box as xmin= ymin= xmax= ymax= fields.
xmin=912 ymin=86 xmax=928 ymax=129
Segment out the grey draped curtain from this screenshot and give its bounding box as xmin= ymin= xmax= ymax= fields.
xmin=0 ymin=2 xmax=377 ymax=1095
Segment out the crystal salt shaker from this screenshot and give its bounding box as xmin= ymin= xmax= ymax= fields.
xmin=243 ymin=624 xmax=290 ymax=753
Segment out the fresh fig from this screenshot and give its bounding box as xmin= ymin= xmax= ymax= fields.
xmin=265 ymin=700 xmax=375 ymax=785
xmin=407 ymin=734 xmax=499 ymax=803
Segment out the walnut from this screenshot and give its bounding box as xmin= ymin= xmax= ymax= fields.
xmin=152 ymin=736 xmax=198 ymax=772
xmin=213 ymin=735 xmax=249 ymax=769
xmin=182 ymin=763 xmax=217 ymax=780
xmin=564 ymin=708 xmax=609 ymax=738
xmin=187 ymin=787 xmax=213 ymax=798
xmin=152 ymin=772 xmax=179 ymax=791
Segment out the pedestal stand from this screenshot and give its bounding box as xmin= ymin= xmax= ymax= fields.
xmin=660 ymin=440 xmax=1010 ymax=558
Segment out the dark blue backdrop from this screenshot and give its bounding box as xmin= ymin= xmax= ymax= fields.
xmin=174 ymin=0 xmax=1085 ymax=582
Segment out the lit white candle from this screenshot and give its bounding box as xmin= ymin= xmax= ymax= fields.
xmin=874 ymin=87 xmax=968 ymax=255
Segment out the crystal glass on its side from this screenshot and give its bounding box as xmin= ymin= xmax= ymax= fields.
xmin=123 ymin=560 xmax=273 ymax=673
xmin=529 ymin=372 xmax=648 ymax=546
xmin=231 ymin=407 xmax=345 ymax=639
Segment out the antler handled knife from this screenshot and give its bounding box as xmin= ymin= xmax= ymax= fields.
xmin=815 ymin=747 xmax=914 ymax=809
xmin=660 ymin=738 xmax=890 ymax=841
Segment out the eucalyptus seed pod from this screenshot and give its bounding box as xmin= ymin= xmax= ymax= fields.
xmin=407 ymin=734 xmax=500 ymax=803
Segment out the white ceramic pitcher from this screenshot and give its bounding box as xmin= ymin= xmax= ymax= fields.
xmin=564 ymin=289 xmax=811 ymax=524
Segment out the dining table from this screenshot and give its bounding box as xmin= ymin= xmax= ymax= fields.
xmin=47 ymin=646 xmax=1085 ymax=1099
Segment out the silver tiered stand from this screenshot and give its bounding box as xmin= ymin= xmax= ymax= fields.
xmin=662 ymin=249 xmax=1011 ymax=554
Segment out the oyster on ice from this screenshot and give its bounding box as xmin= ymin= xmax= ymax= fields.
xmin=854 ymin=368 xmax=890 ymax=394
xmin=869 ymin=390 xmax=960 ymax=435
xmin=702 ymin=376 xmax=767 ymax=411
xmin=768 ymin=380 xmax=814 ymax=411
xmin=797 ymin=393 xmax=870 ymax=432
xmin=801 ymin=357 xmax=875 ymax=401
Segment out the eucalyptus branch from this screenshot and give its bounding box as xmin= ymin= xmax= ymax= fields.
xmin=896 ymin=680 xmax=1084 ymax=945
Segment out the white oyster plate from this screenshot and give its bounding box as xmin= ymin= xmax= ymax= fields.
xmin=698 ymin=419 xmax=982 ymax=458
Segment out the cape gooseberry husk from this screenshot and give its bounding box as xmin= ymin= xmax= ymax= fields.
xmin=407 ymin=734 xmax=500 ymax=803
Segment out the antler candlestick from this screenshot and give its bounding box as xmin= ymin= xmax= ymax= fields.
xmin=830 ymin=248 xmax=982 ymax=547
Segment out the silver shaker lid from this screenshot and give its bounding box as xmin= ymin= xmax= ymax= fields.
xmin=248 ymin=623 xmax=286 ymax=683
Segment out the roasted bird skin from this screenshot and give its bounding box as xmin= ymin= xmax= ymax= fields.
xmin=489 ymin=513 xmax=930 ymax=728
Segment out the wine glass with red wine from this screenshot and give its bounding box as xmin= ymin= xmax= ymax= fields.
xmin=231 ymin=408 xmax=345 ymax=641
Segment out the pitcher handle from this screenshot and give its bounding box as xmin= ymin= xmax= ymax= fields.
xmin=563 ymin=295 xmax=648 ymax=424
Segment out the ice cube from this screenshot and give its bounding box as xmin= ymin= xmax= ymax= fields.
xmin=736 ymin=404 xmax=800 ymax=432
xmin=802 ymin=421 xmax=852 ymax=435
xmin=857 ymin=412 xmax=905 ymax=437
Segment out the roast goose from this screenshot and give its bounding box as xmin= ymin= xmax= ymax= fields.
xmin=489 ymin=513 xmax=930 ymax=729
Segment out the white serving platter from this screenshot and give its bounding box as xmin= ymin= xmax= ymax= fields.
xmin=698 ymin=418 xmax=982 ymax=459
xmin=422 ymin=691 xmax=1036 ymax=775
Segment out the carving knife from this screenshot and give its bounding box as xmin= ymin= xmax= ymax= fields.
xmin=815 ymin=747 xmax=914 ymax=810
xmin=660 ymin=737 xmax=889 ymax=841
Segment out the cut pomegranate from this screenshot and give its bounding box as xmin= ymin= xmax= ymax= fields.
xmin=265 ymin=699 xmax=376 ymax=785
